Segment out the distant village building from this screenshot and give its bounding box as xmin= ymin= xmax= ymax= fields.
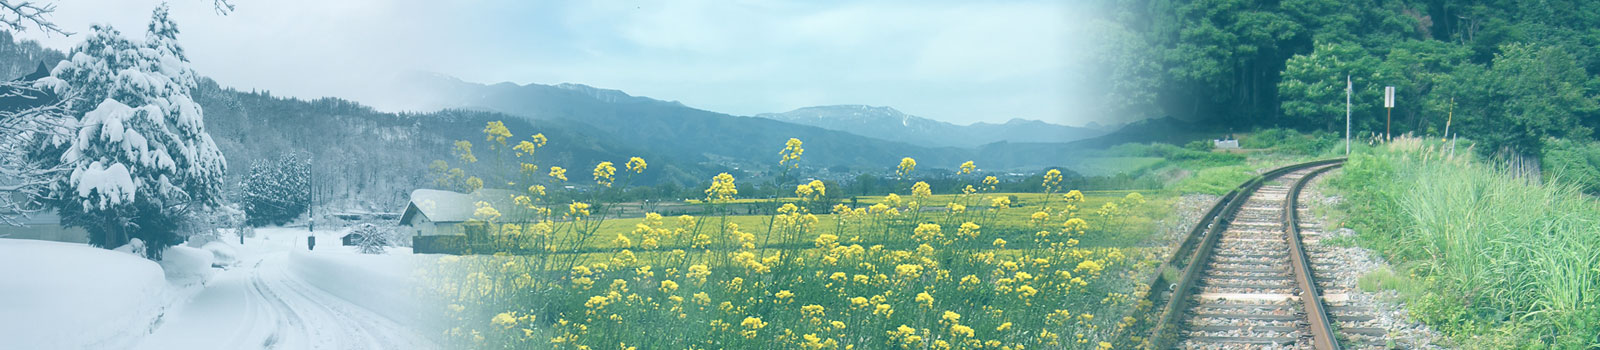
xmin=5 ymin=211 xmax=89 ymax=244
xmin=340 ymin=231 xmax=365 ymax=246
xmin=399 ymin=188 xmax=523 ymax=253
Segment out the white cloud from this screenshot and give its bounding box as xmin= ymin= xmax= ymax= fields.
xmin=15 ymin=0 xmax=1103 ymax=126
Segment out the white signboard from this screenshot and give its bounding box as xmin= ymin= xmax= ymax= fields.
xmin=1384 ymin=86 xmax=1395 ymax=108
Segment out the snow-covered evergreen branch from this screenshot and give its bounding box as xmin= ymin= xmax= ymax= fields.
xmin=0 ymin=80 xmax=73 ymax=226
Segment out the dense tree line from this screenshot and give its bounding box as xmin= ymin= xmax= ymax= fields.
xmin=1102 ymin=0 xmax=1600 ymax=156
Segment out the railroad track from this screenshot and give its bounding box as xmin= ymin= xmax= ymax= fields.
xmin=1139 ymin=158 xmax=1398 ymax=349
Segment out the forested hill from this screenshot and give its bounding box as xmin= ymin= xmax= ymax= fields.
xmin=192 ymin=81 xmax=705 ymax=211
xmin=1107 ymin=0 xmax=1600 ymax=156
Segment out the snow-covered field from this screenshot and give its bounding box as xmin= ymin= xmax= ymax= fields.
xmin=0 ymin=227 xmax=441 ymax=350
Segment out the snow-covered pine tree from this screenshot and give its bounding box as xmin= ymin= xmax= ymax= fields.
xmin=42 ymin=5 xmax=225 ymax=259
xmin=241 ymin=152 xmax=310 ymax=226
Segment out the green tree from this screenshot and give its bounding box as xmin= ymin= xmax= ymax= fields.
xmin=1451 ymin=43 xmax=1597 ymax=156
xmin=1375 ymin=40 xmax=1471 ymax=136
xmin=1277 ymin=42 xmax=1380 ymax=131
xmin=1165 ymin=0 xmax=1303 ymax=123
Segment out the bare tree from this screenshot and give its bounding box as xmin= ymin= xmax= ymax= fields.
xmin=0 ymin=1 xmax=67 ymax=36
xmin=0 ymin=83 xmax=73 ymax=226
xmin=211 ymin=0 xmax=234 ymax=15
xmin=0 ymin=0 xmax=238 ymax=36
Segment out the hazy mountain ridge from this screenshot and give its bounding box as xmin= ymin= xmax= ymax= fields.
xmin=359 ymin=73 xmax=984 ymax=171
xmin=756 ymin=105 xmax=1106 ymax=148
xmin=1060 ymin=116 xmax=1214 ymax=149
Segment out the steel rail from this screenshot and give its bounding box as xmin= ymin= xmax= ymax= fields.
xmin=1285 ymin=162 xmax=1343 ymax=350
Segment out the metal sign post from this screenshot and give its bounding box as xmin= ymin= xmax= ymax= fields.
xmin=1346 ymin=75 xmax=1351 ymax=155
xmin=1444 ymin=97 xmax=1454 ymax=142
xmin=1384 ymin=86 xmax=1396 ymax=141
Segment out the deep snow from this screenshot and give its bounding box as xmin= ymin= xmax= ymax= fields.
xmin=0 ymin=226 xmax=440 ymax=350
xmin=0 ymin=239 xmax=170 ymax=349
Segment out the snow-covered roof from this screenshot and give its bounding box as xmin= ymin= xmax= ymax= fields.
xmin=400 ymin=188 xmax=522 ymax=224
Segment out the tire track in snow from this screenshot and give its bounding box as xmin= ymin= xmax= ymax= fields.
xmin=253 ymin=254 xmax=435 ymax=349
xmin=248 ymin=259 xmax=308 ymax=349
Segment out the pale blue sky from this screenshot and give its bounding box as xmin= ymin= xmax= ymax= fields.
xmin=20 ymin=0 xmax=1104 ymax=126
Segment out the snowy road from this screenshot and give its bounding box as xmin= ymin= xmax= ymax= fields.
xmin=134 ymin=230 xmax=439 ymax=350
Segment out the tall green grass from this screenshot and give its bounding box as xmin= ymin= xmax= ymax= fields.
xmin=1331 ymin=137 xmax=1600 ymax=349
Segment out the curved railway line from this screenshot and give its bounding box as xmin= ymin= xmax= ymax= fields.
xmin=1138 ymin=158 xmax=1396 ymax=349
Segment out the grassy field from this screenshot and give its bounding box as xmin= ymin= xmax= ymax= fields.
xmin=499 ymin=191 xmax=1173 ymax=252
xmin=1066 ymin=157 xmax=1166 ymax=177
xmin=1329 ymin=137 xmax=1600 ymax=349
xmin=423 ymin=189 xmax=1174 ymax=349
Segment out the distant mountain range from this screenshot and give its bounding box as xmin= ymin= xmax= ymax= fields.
xmin=357 ymin=73 xmax=978 ymax=172
xmin=1059 ymin=116 xmax=1216 ymax=149
xmin=755 ymin=105 xmax=1106 ymax=148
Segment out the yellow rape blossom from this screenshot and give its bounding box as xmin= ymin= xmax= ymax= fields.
xmin=1042 ymin=169 xmax=1062 ymax=190
xmin=593 ymin=161 xmax=616 ymax=187
xmin=897 ymin=157 xmax=916 ymax=179
xmin=958 ymin=221 xmax=981 ymax=238
xmin=780 ymin=138 xmax=804 ymax=168
xmin=491 ymin=312 xmax=516 ymax=328
xmin=912 ymin=181 xmax=932 ymax=197
xmin=950 ymin=324 xmax=974 ymax=338
xmin=548 ymin=166 xmax=567 ymax=181
xmin=991 ymin=196 xmax=1011 ymax=209
xmin=740 ymin=317 xmax=767 ymax=339
xmin=483 ymin=121 xmax=511 ymax=146
xmin=473 ymin=201 xmax=501 ymax=221
xmin=568 ymin=201 xmax=591 ymax=217
xmin=1063 ymin=189 xmax=1084 ymax=203
xmin=453 ymin=140 xmax=476 ymax=163
xmin=513 ymin=141 xmax=539 ymax=157
xmin=705 ymin=173 xmax=738 ymax=201
xmin=626 ymin=157 xmax=647 ymax=173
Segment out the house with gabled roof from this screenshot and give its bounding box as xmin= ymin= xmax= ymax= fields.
xmin=398 ymin=188 xmax=529 ymax=253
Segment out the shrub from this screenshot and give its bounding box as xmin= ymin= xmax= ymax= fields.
xmin=348 ymin=223 xmax=390 ymax=254
xmin=1240 ymin=128 xmax=1338 ymax=155
xmin=1540 ymin=137 xmax=1600 ymax=195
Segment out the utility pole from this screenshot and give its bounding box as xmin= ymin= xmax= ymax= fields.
xmin=1384 ymin=86 xmax=1396 ymax=141
xmin=1346 ymin=75 xmax=1352 ymax=155
xmin=307 ymin=154 xmax=316 ymax=251
xmin=308 ymin=155 xmax=315 ymax=233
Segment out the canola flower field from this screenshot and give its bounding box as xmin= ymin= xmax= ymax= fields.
xmin=422 ymin=122 xmax=1170 ymax=349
